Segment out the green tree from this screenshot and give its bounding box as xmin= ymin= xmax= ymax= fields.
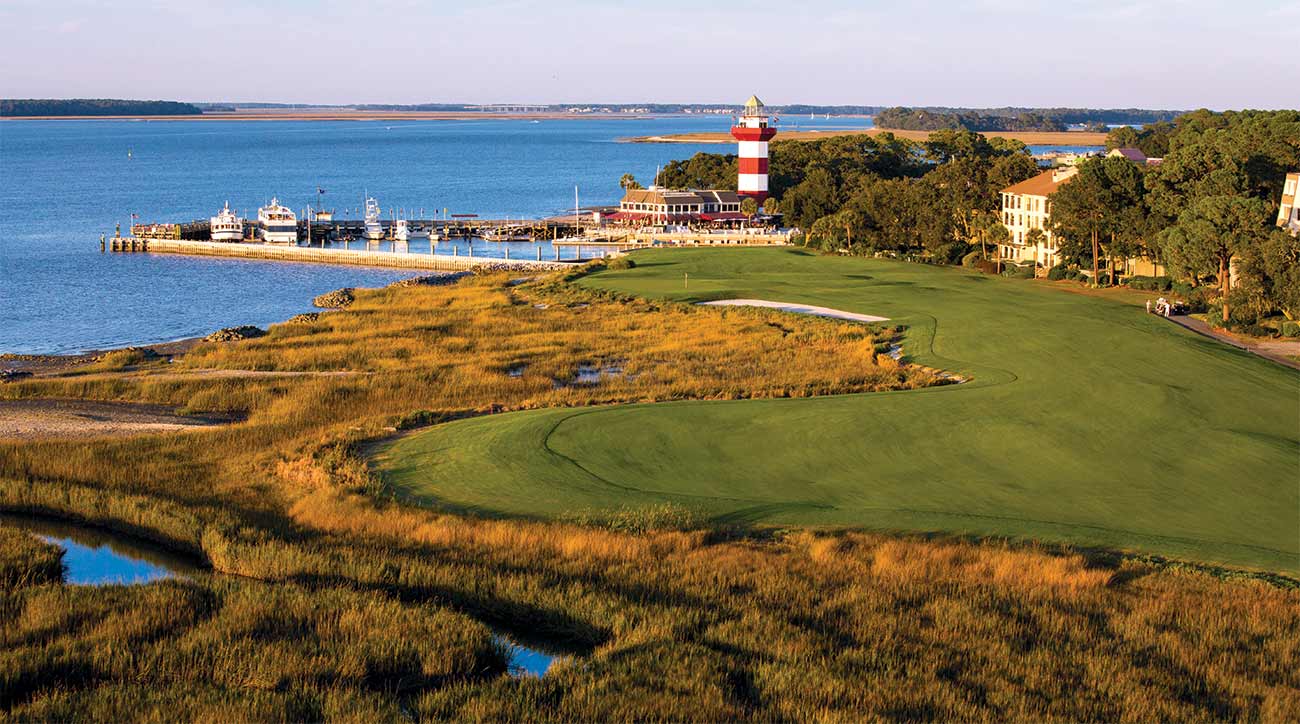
xmin=1024 ymin=227 xmax=1047 ymax=269
xmin=762 ymin=197 xmax=780 ymax=216
xmin=780 ymin=167 xmax=840 ymax=230
xmin=988 ymin=222 xmax=1010 ymax=273
xmin=1237 ymin=229 xmax=1300 ymax=321
xmin=1105 ymin=126 xmax=1142 ymax=151
xmin=1158 ymin=195 xmax=1273 ymax=323
xmin=619 ymin=173 xmax=643 ymax=191
xmin=740 ymin=197 xmax=759 ymax=219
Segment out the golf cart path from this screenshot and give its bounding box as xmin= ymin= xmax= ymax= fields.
xmin=699 ymin=299 xmax=889 ymax=323
xmin=1167 ymin=316 xmax=1300 ymax=371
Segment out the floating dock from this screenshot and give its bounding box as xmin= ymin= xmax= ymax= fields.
xmin=107 ymin=238 xmax=573 ymax=272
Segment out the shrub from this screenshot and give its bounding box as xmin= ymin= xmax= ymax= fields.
xmin=1281 ymin=321 xmax=1300 ymax=338
xmin=930 ymin=243 xmax=969 ymax=266
xmin=606 ymin=256 xmax=636 ymax=271
xmin=1001 ymin=265 xmax=1035 ymax=279
xmin=1240 ymin=324 xmax=1278 ymax=339
xmin=974 ymin=260 xmax=999 ymax=275
xmin=1047 ymin=265 xmax=1068 ymax=281
xmin=1127 ymin=275 xmax=1173 ymax=292
xmin=85 ymin=347 xmax=161 ymax=371
xmin=960 ymin=250 xmax=983 ymax=268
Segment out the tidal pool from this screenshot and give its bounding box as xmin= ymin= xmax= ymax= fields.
xmin=0 ymin=514 xmax=201 ymax=585
xmin=497 ymin=635 xmax=559 ymax=677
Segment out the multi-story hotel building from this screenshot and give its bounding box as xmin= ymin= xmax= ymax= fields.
xmin=998 ymin=167 xmax=1077 ymax=268
xmin=998 ymin=161 xmax=1164 ymax=276
xmin=1278 ymin=171 xmax=1300 ymax=235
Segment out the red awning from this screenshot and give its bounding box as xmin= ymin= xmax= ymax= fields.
xmin=699 ymin=212 xmax=747 ymax=221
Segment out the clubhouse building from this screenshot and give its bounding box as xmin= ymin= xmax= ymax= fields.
xmin=607 ymin=188 xmax=748 ymax=225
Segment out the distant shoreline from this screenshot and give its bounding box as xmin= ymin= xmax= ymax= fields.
xmin=622 ymin=128 xmax=1110 ymax=146
xmin=0 ymin=110 xmax=658 ymax=122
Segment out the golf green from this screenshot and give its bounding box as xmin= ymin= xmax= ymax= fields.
xmin=372 ymin=248 xmax=1300 ymax=572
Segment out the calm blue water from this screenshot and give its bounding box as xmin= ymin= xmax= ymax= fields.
xmin=41 ymin=533 xmax=180 ymax=585
xmin=0 ymin=514 xmax=199 ymax=585
xmin=2 ymin=115 xmax=870 ymax=355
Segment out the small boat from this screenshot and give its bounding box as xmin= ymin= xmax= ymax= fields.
xmin=209 ymin=201 xmax=244 ymax=241
xmin=483 ymin=228 xmax=533 ymax=242
xmin=392 ymin=218 xmax=409 ymax=243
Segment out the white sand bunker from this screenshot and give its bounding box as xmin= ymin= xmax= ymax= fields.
xmin=699 ymin=299 xmax=888 ymax=323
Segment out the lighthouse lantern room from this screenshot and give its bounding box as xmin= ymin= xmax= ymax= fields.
xmin=730 ymin=95 xmax=778 ymax=202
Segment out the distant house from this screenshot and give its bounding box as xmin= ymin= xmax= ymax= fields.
xmin=1107 ymin=147 xmax=1163 ymax=166
xmin=1278 ymin=172 xmax=1300 ymax=235
xmin=998 ymin=165 xmax=1163 ymax=276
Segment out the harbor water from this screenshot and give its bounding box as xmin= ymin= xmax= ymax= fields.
xmin=0 ymin=115 xmax=767 ymax=354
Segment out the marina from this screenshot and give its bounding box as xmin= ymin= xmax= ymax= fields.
xmin=1 ymin=115 xmax=785 ymax=355
xmin=106 ymin=236 xmax=573 ymax=272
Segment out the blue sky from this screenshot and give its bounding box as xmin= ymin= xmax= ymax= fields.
xmin=1 ymin=0 xmax=1290 ymax=108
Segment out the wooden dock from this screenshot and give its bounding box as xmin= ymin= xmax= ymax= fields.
xmin=108 ymin=238 xmax=574 ymax=272
xmin=553 ymin=230 xmax=794 ymax=247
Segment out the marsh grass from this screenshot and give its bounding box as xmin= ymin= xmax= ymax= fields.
xmin=0 ymin=527 xmax=63 ymax=588
xmin=0 ymin=271 xmax=1297 ymax=719
xmin=0 ymin=577 xmax=505 ymax=720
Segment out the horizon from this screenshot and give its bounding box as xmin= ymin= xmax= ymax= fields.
xmin=0 ymin=0 xmax=1290 ymax=109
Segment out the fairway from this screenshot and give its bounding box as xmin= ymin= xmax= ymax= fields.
xmin=373 ymin=248 xmax=1300 ymax=572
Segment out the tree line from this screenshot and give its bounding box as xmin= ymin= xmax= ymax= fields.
xmin=875 ymin=106 xmax=1185 ymax=132
xmin=0 ymin=99 xmax=203 ymax=116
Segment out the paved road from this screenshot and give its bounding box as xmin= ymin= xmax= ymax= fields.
xmin=1166 ymin=314 xmax=1300 ymax=371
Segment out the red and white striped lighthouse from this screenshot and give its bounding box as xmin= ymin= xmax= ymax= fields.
xmin=730 ymin=95 xmax=777 ymax=202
